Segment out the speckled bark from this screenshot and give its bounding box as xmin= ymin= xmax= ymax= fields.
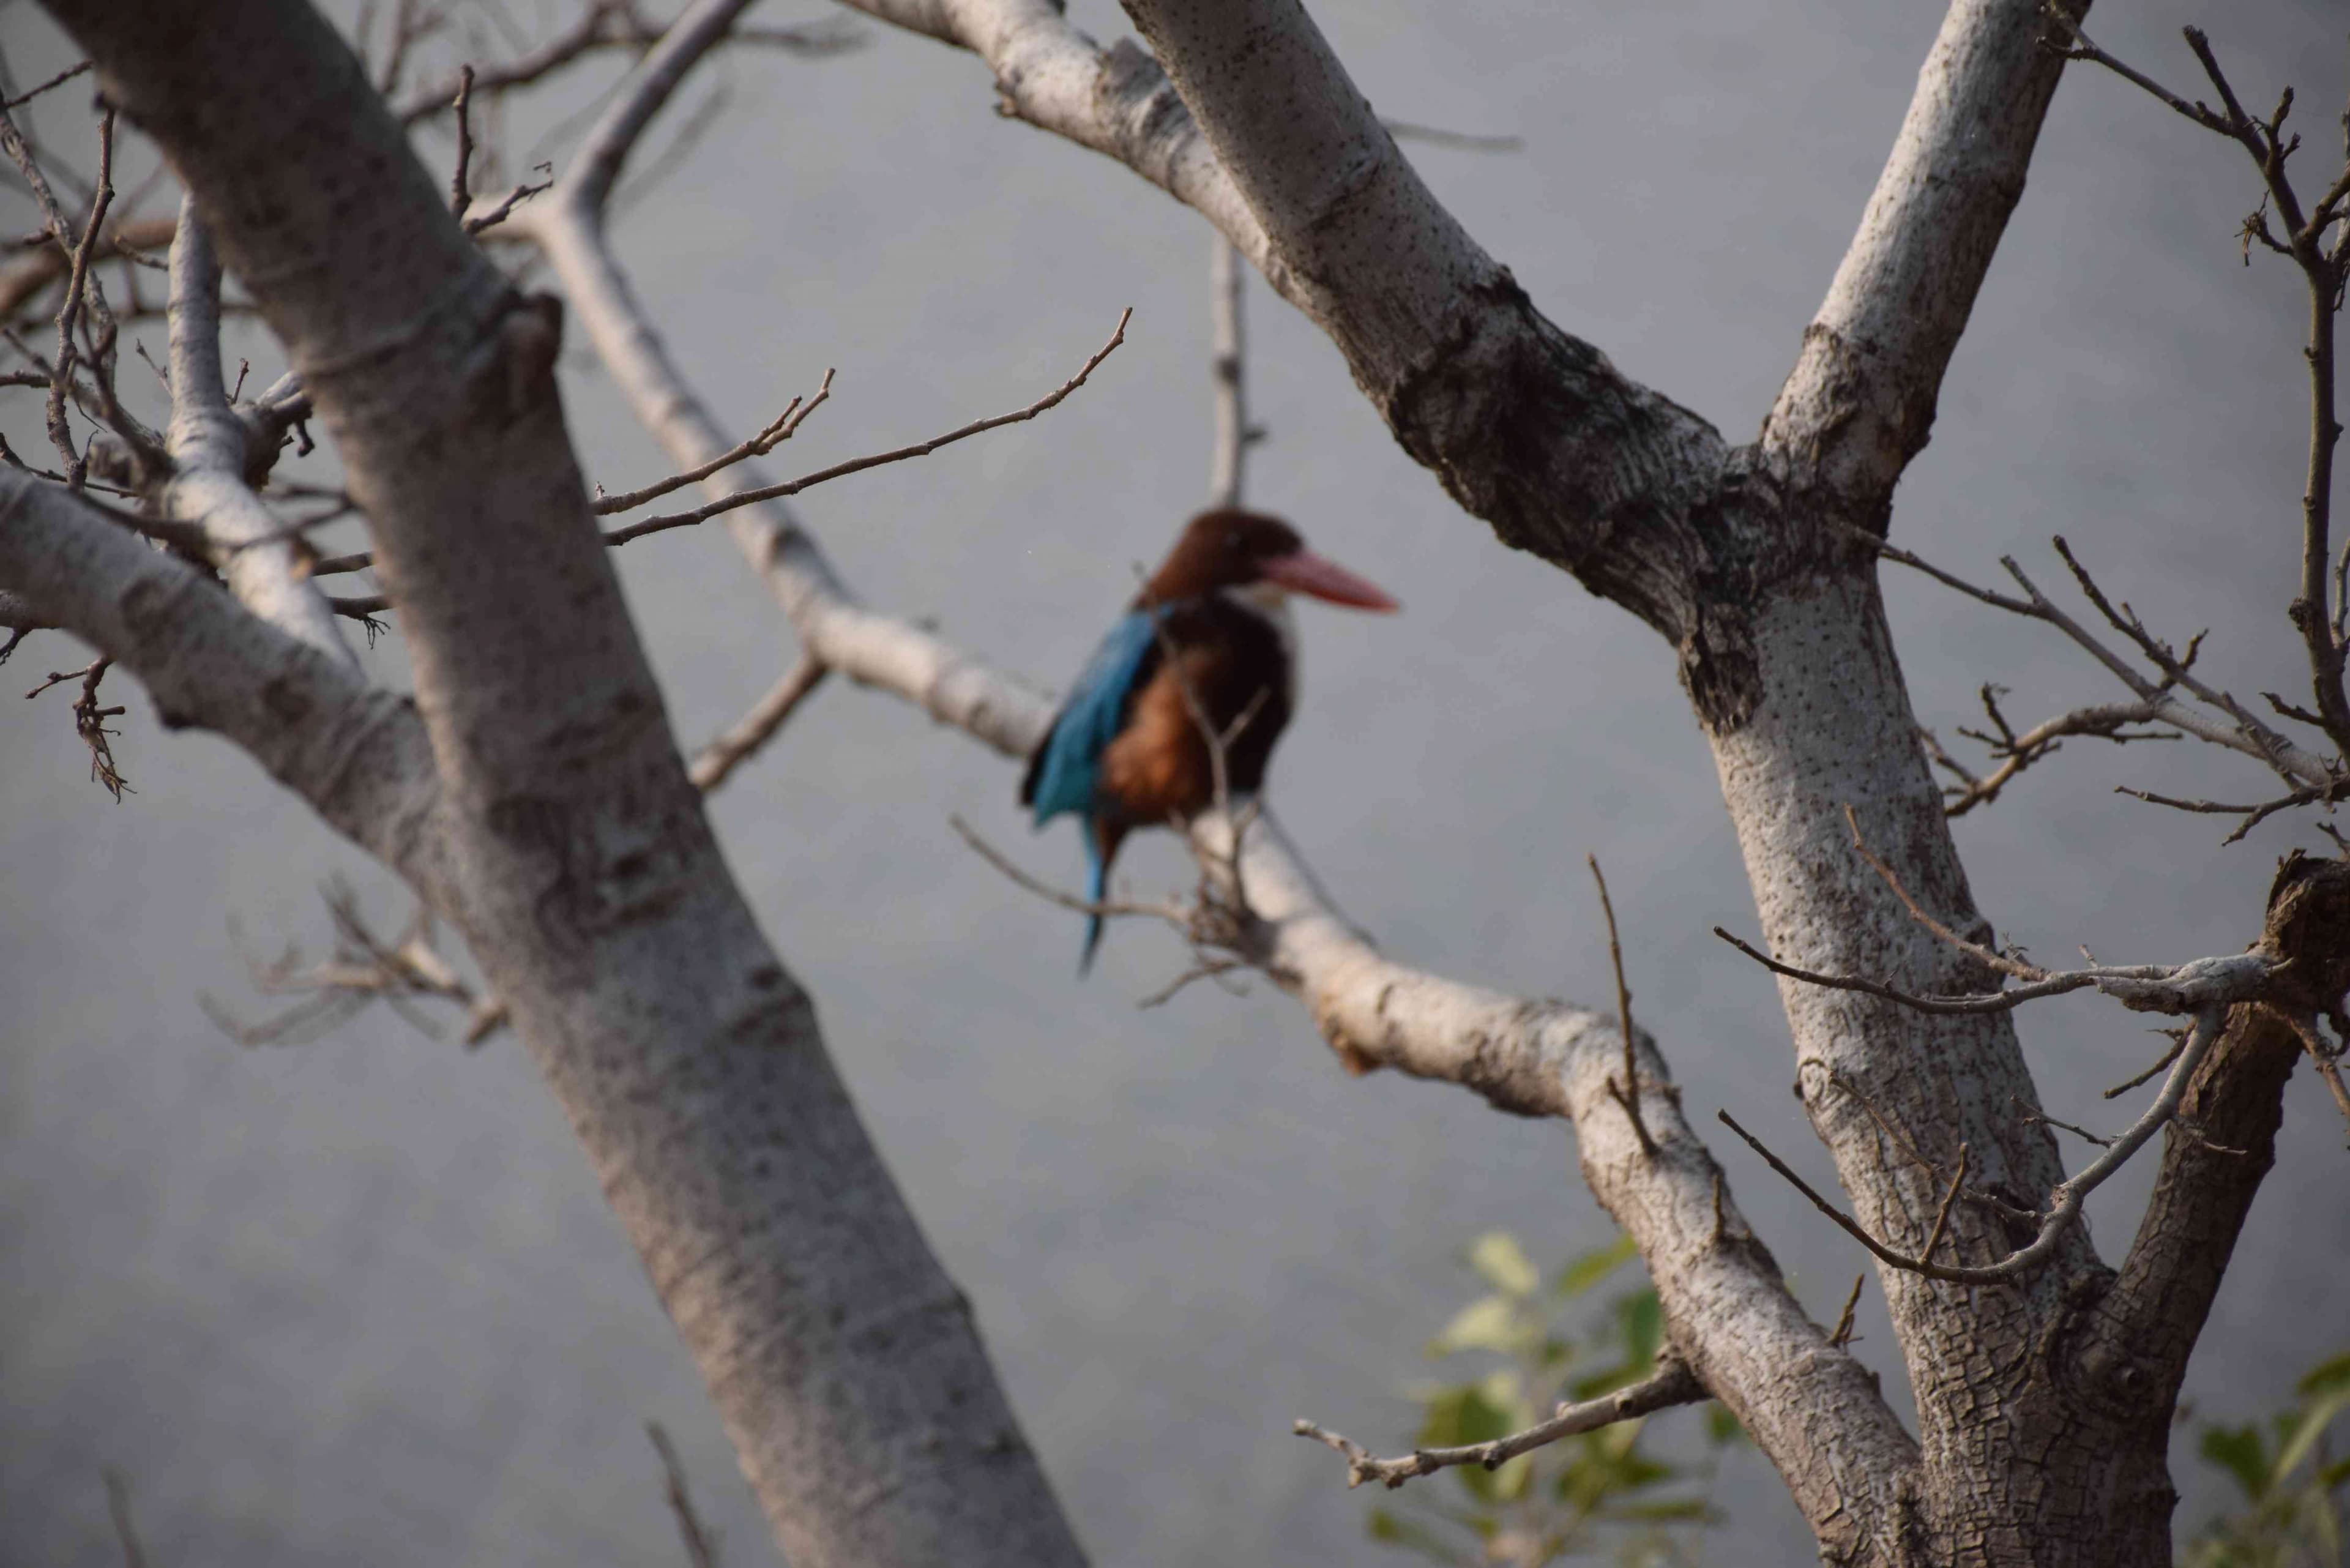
xmin=35 ymin=4 xmax=1088 ymax=1564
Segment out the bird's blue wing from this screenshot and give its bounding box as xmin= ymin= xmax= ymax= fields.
xmin=1023 ymin=610 xmax=1160 ymax=826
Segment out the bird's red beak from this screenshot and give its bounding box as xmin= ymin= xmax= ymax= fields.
xmin=1259 ymin=549 xmax=1399 ymax=611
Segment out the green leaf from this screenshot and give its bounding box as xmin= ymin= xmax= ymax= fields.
xmin=1427 ymin=1294 xmax=1529 ymax=1358
xmin=1365 ymin=1506 xmax=1468 ymax=1564
xmin=1617 ymin=1290 xmax=1665 ymax=1367
xmin=1556 ymin=1233 xmax=1638 ymax=1297
xmin=1418 ymin=1381 xmax=1530 ymax=1504
xmin=1469 ymin=1231 xmax=1542 ymax=1297
xmin=2273 ymin=1387 xmax=2350 ymax=1482
xmin=2298 ymin=1353 xmax=2350 ymax=1399
xmin=1597 ymin=1498 xmax=1718 ymax=1523
xmin=1568 ymin=1361 xmax=1639 ymax=1403
xmin=2202 ymin=1424 xmax=2273 ymax=1503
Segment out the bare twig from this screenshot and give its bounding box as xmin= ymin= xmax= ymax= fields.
xmin=1842 ymin=805 xmax=2045 ymax=985
xmin=2015 ymin=1094 xmax=2116 ymax=1148
xmin=2104 ymin=1028 xmax=2190 ymax=1100
xmin=2050 ymin=15 xmax=2350 ymax=758
xmin=449 ymin=65 xmax=477 ymax=215
xmin=25 ymin=655 xmax=129 ymax=798
xmin=1857 ymin=525 xmax=2336 ymax=788
xmin=1294 ymin=1357 xmax=1704 ymax=1490
xmin=1712 ymin=925 xmax=2089 ymax=1016
xmin=390 ymin=5 xmax=862 ymax=125
xmin=1919 ymin=1143 xmax=1969 ymax=1264
xmin=948 ymin=814 xmax=1182 ymax=927
xmin=688 ymin=654 xmax=829 ymax=791
xmin=1718 ymin=1007 xmax=2227 ymax=1286
xmin=201 ymin=881 xmax=505 ymax=1048
xmin=1587 ymin=854 xmax=1652 ymax=1155
xmin=595 ymin=371 xmax=834 ymax=513
xmin=3 ymin=61 xmax=94 ymax=111
xmin=645 ymin=1421 xmax=722 ymax=1568
xmin=1925 ymin=687 xmax=2179 ymax=818
xmin=2277 ymin=1010 xmax=2350 ymax=1135
xmin=460 ymin=178 xmax=554 ymax=235
xmin=1379 ymin=118 xmax=1524 ymax=153
xmin=1206 ymin=234 xmax=1254 ymax=509
xmin=601 ymin=309 xmax=1130 ymax=545
xmin=101 ymin=1469 xmax=147 ymax=1568
xmin=46 ymin=108 xmax=117 ymax=487
xmin=1827 ymin=1275 xmax=1865 ymax=1348
xmin=2116 ymin=778 xmax=2350 ymax=844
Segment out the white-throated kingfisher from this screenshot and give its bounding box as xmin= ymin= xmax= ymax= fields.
xmin=1020 ymin=509 xmax=1398 ymax=971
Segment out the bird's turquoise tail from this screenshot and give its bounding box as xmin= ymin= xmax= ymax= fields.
xmin=1078 ymin=832 xmax=1108 ymax=976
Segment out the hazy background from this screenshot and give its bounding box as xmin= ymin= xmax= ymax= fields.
xmin=4 ymin=0 xmax=2346 ymax=1562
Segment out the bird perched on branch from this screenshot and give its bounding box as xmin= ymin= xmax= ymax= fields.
xmin=1021 ymin=508 xmax=1397 ymax=971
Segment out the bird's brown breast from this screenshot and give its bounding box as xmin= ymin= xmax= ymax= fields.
xmin=1095 ymin=600 xmax=1290 ymax=825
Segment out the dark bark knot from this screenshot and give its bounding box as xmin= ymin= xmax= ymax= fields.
xmin=496 ymin=292 xmax=565 ymax=426
xmin=2257 ymin=850 xmax=2350 ymax=1010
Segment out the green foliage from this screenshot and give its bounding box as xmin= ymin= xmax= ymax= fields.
xmin=1365 ymin=1230 xmax=1742 ymax=1568
xmin=2184 ymin=1350 xmax=2350 ymax=1568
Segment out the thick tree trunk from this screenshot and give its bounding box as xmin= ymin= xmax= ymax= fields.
xmin=36 ymin=4 xmax=1089 ymax=1563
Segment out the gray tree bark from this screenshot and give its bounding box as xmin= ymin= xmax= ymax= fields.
xmin=23 ymin=4 xmax=1086 ymax=1565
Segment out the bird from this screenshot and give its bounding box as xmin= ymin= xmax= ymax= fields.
xmin=1020 ymin=507 xmax=1397 ymax=972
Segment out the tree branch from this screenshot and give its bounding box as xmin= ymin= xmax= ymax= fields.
xmin=1206 ymin=233 xmax=1251 ymax=509
xmin=0 ymin=470 xmax=442 ymax=882
xmin=1761 ymin=0 xmax=2088 ymax=512
xmin=1294 ymin=1355 xmax=1704 ymax=1490
xmin=2086 ymin=854 xmax=2350 ymax=1428
xmin=598 ymin=310 xmax=1128 ymax=545
xmin=687 ymin=653 xmax=829 ymax=792
xmin=163 ymin=196 xmax=357 ymax=669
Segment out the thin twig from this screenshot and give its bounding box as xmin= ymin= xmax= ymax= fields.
xmin=1293 ymin=1357 xmax=1704 ymax=1490
xmin=2103 ymin=1029 xmax=2190 ymax=1100
xmin=2014 ymin=1094 xmax=2115 ymax=1148
xmin=1717 ymin=1007 xmax=2228 ymax=1286
xmin=595 ymin=371 xmax=834 ymax=513
xmin=101 ymin=1469 xmax=147 ymax=1568
xmin=1207 ymin=234 xmax=1251 ymax=509
xmin=645 ymin=1421 xmax=721 ymax=1568
xmin=1587 ymin=854 xmax=1653 ymax=1155
xmin=202 ymin=881 xmax=505 ymax=1048
xmin=949 ymin=813 xmax=1180 ymax=925
xmin=688 ymin=654 xmax=829 ymax=791
xmin=1712 ymin=926 xmax=2091 ymax=1016
xmin=1379 ymin=119 xmax=1525 ymax=153
xmin=461 ymin=179 xmax=555 ymax=236
xmin=1843 ymin=805 xmax=2045 ymax=982
xmin=3 ymin=61 xmax=94 ymax=112
xmin=449 ymin=65 xmax=477 ymax=215
xmin=47 ymin=108 xmax=117 ymax=487
xmin=1919 ymin=1143 xmax=1969 ymax=1264
xmin=1827 ymin=1275 xmax=1865 ymax=1348
xmin=1854 ymin=524 xmax=2335 ymax=788
xmin=602 ymin=309 xmax=1131 ymax=545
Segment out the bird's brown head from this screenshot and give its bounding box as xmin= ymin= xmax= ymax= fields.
xmin=1138 ymin=509 xmax=1398 ymax=611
